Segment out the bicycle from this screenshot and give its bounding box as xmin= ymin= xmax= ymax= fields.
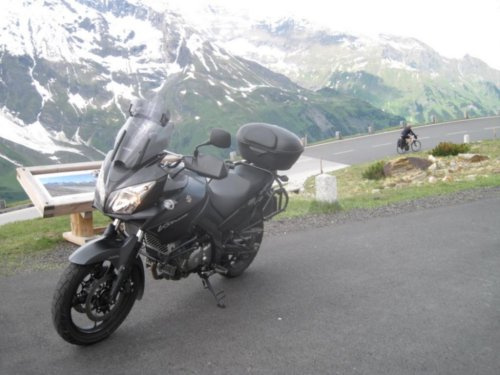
xmin=397 ymin=135 xmax=421 ymax=154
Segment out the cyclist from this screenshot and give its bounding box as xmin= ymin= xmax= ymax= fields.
xmin=400 ymin=125 xmax=417 ymax=150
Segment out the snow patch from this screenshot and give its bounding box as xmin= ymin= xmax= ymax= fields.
xmin=68 ymin=92 xmax=88 ymax=112
xmin=0 ymin=153 xmax=22 ymax=167
xmin=382 ymin=58 xmax=417 ymax=71
xmin=106 ymin=81 xmax=136 ymax=102
xmin=0 ymin=108 xmax=82 ymax=155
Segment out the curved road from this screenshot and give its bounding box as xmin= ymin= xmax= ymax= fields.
xmin=1 ymin=194 xmax=500 ymax=374
xmin=303 ymin=116 xmax=500 ymax=165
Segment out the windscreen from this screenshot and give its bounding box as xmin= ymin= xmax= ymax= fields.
xmin=111 ymin=97 xmax=173 ymax=169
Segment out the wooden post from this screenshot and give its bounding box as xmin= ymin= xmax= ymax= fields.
xmin=63 ymin=211 xmax=97 ymax=245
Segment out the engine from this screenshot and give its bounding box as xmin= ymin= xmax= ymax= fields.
xmin=143 ymin=233 xmax=212 ymax=280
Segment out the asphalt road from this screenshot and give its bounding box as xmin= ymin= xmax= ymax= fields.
xmin=1 ymin=195 xmax=499 ymax=375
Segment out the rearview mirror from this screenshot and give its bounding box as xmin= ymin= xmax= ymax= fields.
xmin=210 ymin=128 xmax=231 ymax=149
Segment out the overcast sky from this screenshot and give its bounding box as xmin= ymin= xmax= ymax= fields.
xmin=162 ymin=0 xmax=500 ymax=70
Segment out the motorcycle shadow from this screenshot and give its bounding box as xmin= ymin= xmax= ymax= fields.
xmin=68 ymin=262 xmax=286 ymax=354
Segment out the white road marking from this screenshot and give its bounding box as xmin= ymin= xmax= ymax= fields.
xmin=447 ymin=131 xmax=468 ymax=136
xmin=333 ymin=149 xmax=354 ymax=155
xmin=371 ymin=143 xmax=392 ymax=148
xmin=484 ymin=126 xmax=500 ymax=130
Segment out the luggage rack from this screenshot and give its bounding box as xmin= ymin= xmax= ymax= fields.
xmin=263 ymin=175 xmax=289 ymax=221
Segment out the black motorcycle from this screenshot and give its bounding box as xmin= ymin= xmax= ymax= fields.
xmin=51 ymin=97 xmax=304 ymax=345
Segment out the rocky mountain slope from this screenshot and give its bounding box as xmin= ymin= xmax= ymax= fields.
xmin=206 ymin=16 xmax=500 ymax=124
xmin=0 ymin=0 xmax=403 ymax=202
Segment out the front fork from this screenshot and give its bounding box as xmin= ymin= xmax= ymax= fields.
xmin=108 ymin=219 xmax=144 ymax=302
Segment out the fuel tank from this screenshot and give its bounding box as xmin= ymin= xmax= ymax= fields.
xmin=145 ymin=171 xmax=208 ymax=243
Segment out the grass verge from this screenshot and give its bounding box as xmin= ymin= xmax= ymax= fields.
xmin=0 ymin=212 xmax=110 ymax=274
xmin=281 ymin=139 xmax=500 ymax=218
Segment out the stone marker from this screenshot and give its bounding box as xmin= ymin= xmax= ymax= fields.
xmin=315 ymin=174 xmax=337 ymax=203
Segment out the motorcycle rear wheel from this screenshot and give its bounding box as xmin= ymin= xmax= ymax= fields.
xmin=52 ymin=261 xmax=140 ymax=345
xmin=222 ymin=222 xmax=263 ymax=278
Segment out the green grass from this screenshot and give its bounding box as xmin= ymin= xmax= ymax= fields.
xmin=0 ymin=212 xmax=110 ymax=273
xmin=282 ymin=175 xmax=500 ymax=219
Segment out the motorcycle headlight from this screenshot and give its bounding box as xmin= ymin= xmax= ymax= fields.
xmin=107 ymin=181 xmax=156 ymax=214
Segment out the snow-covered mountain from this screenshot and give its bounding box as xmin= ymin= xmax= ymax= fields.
xmin=0 ymin=0 xmax=403 ymax=201
xmin=199 ymin=15 xmax=500 ymax=124
xmin=0 ymin=0 xmax=168 ymax=152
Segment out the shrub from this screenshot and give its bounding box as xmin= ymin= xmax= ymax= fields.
xmin=431 ymin=142 xmax=471 ymax=157
xmin=362 ymin=161 xmax=386 ymax=180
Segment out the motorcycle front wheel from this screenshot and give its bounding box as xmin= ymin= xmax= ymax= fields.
xmin=52 ymin=260 xmax=141 ymax=345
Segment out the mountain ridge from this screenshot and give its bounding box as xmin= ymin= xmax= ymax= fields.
xmin=206 ymin=16 xmax=499 ymax=124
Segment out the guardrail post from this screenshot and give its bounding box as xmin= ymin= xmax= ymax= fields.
xmin=464 ymin=134 xmax=470 ymax=143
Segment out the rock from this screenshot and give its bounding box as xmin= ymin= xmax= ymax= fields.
xmin=428 ymin=163 xmax=437 ymax=172
xmin=448 ymin=159 xmax=463 ymax=173
xmin=371 ymin=189 xmax=382 ymax=194
xmin=458 ymin=153 xmax=489 ymax=163
xmin=384 ymin=157 xmax=433 ymax=177
xmin=428 ymin=155 xmax=437 ymax=163
xmin=442 ymin=175 xmax=453 ymax=182
xmin=428 ymin=176 xmax=437 ymax=183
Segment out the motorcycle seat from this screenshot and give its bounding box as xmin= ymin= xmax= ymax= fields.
xmin=208 ymin=164 xmax=274 ymax=218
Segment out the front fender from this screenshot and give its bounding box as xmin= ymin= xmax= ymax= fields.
xmin=69 ymin=235 xmax=125 ymax=265
xmin=69 ymin=233 xmax=145 ymax=301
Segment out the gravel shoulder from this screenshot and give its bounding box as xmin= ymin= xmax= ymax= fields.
xmin=266 ymin=186 xmax=500 ymax=236
xmin=12 ymin=186 xmax=500 ymax=273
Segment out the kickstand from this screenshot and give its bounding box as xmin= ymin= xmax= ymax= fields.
xmin=199 ymin=272 xmax=226 ymax=308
